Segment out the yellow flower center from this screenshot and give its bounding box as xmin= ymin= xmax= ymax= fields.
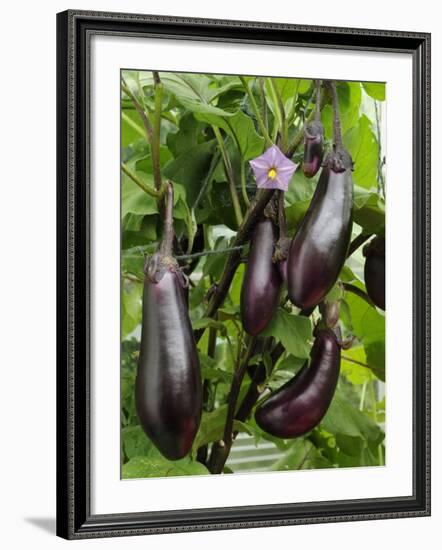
xmin=268 ymin=167 xmax=277 ymax=180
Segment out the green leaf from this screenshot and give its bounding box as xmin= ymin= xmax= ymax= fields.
xmin=143 ymin=72 xmax=236 ymax=117
xmin=121 ymin=279 xmax=142 ymax=339
xmin=193 ymin=406 xmax=250 ymax=451
xmin=362 ymin=82 xmax=386 ymax=101
xmin=195 ymin=110 xmax=264 ymax=160
xmin=261 ymin=309 xmax=313 ymax=359
xmin=122 ymin=455 xmax=209 ymax=479
xmin=163 ymin=140 xmax=216 ymax=207
xmin=353 ymin=186 xmax=385 ymax=234
xmin=122 ymin=425 xmax=151 ymax=460
xmin=344 ymin=115 xmax=379 ymax=191
xmin=122 ymin=174 xmax=158 ymax=217
xmin=321 ymin=395 xmax=381 ymax=443
xmin=322 ymin=82 xmax=362 ymax=136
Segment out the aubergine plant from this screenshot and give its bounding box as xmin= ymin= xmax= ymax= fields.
xmin=120 ymin=71 xmax=387 ymax=478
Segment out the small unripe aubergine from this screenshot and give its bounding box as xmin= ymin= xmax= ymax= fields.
xmin=363 ymin=236 xmax=385 ymax=310
xmin=241 ymin=218 xmax=282 ymax=336
xmin=302 ymin=120 xmax=324 ymax=179
xmin=288 ymin=151 xmax=353 ymax=310
xmin=255 ymin=328 xmax=340 ymax=438
xmin=136 ymin=263 xmax=202 ymax=461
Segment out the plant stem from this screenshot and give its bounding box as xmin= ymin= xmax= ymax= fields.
xmin=175 ymin=245 xmax=245 ymax=261
xmin=278 ymin=190 xmax=287 ymax=239
xmin=121 ymin=80 xmax=153 ymax=142
xmin=359 ymin=381 xmax=368 ymax=410
xmin=268 ymin=78 xmax=286 ymax=147
xmin=151 ymin=71 xmax=164 ymax=192
xmin=212 ymin=126 xmax=243 ymax=226
xmin=258 ymin=77 xmax=268 ymax=132
xmin=240 ymin=158 xmax=250 ymax=207
xmin=342 ymin=283 xmax=375 ymax=307
xmin=239 ymin=76 xmax=272 ymax=148
xmin=208 ymin=336 xmax=257 ymax=474
xmin=121 ymin=163 xmax=159 ymax=198
xmin=314 ymin=80 xmax=322 ymax=122
xmin=348 ymin=232 xmax=372 ymax=257
xmin=193 ymin=150 xmax=221 ymax=213
xmin=159 ymin=182 xmax=174 ymax=256
xmin=285 ymin=89 xmax=328 ymax=158
xmin=329 ymin=81 xmax=343 ymax=148
xmin=342 ymin=355 xmax=371 ymax=369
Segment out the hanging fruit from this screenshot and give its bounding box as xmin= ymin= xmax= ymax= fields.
xmin=288 ymin=81 xmax=353 ymax=310
xmin=136 ymin=183 xmax=202 ymax=461
xmin=363 ymin=235 xmax=385 ymax=310
xmin=240 ymin=215 xmax=282 ymax=335
xmin=255 ymin=327 xmax=341 ymax=438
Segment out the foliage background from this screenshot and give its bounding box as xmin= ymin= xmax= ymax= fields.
xmin=120 ymin=71 xmax=386 ymax=478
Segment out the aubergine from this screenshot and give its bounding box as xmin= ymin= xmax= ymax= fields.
xmin=255 ymin=328 xmax=340 ymax=438
xmin=287 ymin=149 xmax=353 ymax=310
xmin=302 ymin=120 xmax=324 ymax=179
xmin=135 ymin=184 xmax=202 ymax=460
xmin=241 ymin=217 xmax=282 ymax=335
xmin=363 ymin=236 xmax=385 ymax=310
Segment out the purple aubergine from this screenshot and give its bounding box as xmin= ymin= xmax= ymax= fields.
xmin=136 ymin=266 xmax=202 ymax=460
xmin=363 ymin=236 xmax=385 ymax=310
xmin=241 ymin=217 xmax=282 ymax=336
xmin=302 ymin=120 xmax=324 ymax=178
xmin=287 ymin=151 xmax=353 ymax=310
xmin=255 ymin=328 xmax=341 ymax=438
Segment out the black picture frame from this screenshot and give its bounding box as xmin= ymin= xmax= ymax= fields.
xmin=56 ymin=9 xmax=431 ymax=540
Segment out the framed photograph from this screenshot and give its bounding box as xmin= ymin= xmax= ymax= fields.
xmin=56 ymin=10 xmax=431 ymax=540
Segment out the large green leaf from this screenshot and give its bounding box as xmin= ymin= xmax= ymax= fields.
xmin=362 ymin=82 xmax=386 ymax=101
xmin=163 ymin=140 xmax=216 ymax=207
xmin=321 ymin=395 xmax=382 ymax=444
xmin=141 ymin=72 xmax=236 ymax=117
xmin=122 ymin=455 xmax=209 ymax=478
xmin=195 ymin=110 xmax=264 ymax=160
xmin=261 ymin=309 xmax=313 ymax=359
xmin=353 ymin=185 xmax=385 ymax=234
xmin=344 ymin=115 xmax=379 ymax=191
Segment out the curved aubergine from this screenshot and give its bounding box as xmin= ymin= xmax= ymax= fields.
xmin=302 ymin=120 xmax=324 ymax=179
xmin=241 ymin=217 xmax=282 ymax=336
xmin=255 ymin=328 xmax=341 ymax=438
xmin=363 ymin=236 xmax=385 ymax=310
xmin=288 ymin=150 xmax=353 ymax=310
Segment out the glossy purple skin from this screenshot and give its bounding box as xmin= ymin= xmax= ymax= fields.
xmin=302 ymin=121 xmax=324 ymax=178
xmin=287 ymin=166 xmax=353 ymax=310
xmin=241 ymin=218 xmax=282 ymax=336
xmin=255 ymin=329 xmax=341 ymax=438
xmin=136 ymin=270 xmax=202 ymax=460
xmin=364 ymin=238 xmax=385 ymax=310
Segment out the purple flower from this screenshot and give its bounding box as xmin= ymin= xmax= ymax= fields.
xmin=249 ymin=145 xmax=298 ymax=191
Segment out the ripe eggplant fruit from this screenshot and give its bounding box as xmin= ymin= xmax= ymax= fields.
xmin=287 ymin=149 xmax=353 ymax=310
xmin=136 ymin=184 xmax=202 ymax=461
xmin=241 ymin=217 xmax=282 ymax=335
xmin=302 ymin=120 xmax=324 ymax=178
xmin=255 ymin=328 xmax=341 ymax=438
xmin=363 ymin=236 xmax=385 ymax=310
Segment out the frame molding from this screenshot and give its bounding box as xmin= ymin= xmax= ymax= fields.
xmin=56 ymin=9 xmax=431 ymax=539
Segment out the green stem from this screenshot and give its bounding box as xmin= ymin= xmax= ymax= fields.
xmin=240 ymin=157 xmax=250 ymax=207
xmin=151 ymin=72 xmax=164 ymax=192
xmin=239 ymin=76 xmax=272 ymax=148
xmin=342 ymin=282 xmax=375 ymax=307
xmin=212 ymin=126 xmax=243 ymax=226
xmin=268 ymin=78 xmax=287 ymax=148
xmin=121 ymin=80 xmax=153 ymax=142
xmin=121 ymin=163 xmax=159 ymax=198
